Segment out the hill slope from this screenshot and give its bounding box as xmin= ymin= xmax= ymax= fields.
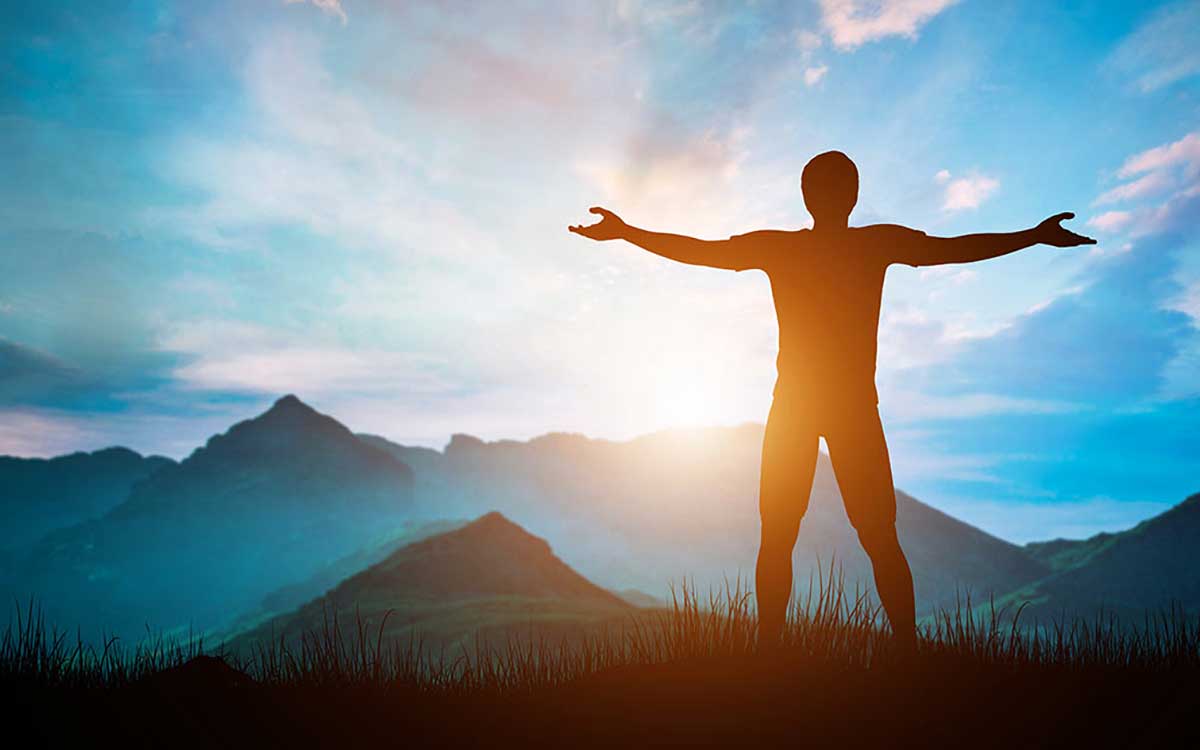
xmin=1000 ymin=493 xmax=1200 ymax=623
xmin=0 ymin=447 xmax=173 ymax=551
xmin=230 ymin=512 xmax=632 ymax=653
xmin=9 ymin=396 xmax=417 ymax=642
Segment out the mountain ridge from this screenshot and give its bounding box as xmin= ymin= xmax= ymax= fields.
xmin=0 ymin=446 xmax=174 ymax=551
xmin=6 ymin=395 xmax=417 ymax=643
xmin=4 ymin=395 xmax=1197 ymax=642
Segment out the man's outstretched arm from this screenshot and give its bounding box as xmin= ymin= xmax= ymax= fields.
xmin=569 ymin=207 xmax=758 ymax=271
xmin=896 ymin=212 xmax=1096 ymax=267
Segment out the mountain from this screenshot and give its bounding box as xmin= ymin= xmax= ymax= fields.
xmin=361 ymin=426 xmax=1049 ymax=616
xmin=999 ymin=493 xmax=1200 ymax=624
xmin=229 ymin=512 xmax=633 ymax=653
xmin=0 ymin=447 xmax=173 ymax=552
xmin=227 ymin=518 xmax=466 ymax=633
xmin=613 ymin=588 xmax=665 ymax=608
xmin=7 ymin=396 xmax=417 ymax=642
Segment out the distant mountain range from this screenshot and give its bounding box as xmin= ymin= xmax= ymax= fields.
xmin=360 ymin=427 xmax=1048 ymax=615
xmin=1 ymin=395 xmax=1195 ymax=645
xmin=1001 ymin=493 xmax=1200 ymax=624
xmin=0 ymin=447 xmax=172 ymax=552
xmin=4 ymin=396 xmax=417 ymax=641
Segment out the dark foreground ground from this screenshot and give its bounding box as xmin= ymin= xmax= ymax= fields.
xmin=9 ymin=652 xmax=1200 ymax=748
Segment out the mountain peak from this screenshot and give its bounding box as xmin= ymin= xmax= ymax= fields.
xmin=469 ymin=510 xmax=517 ymax=529
xmin=269 ymin=393 xmax=313 ymax=413
xmin=331 ymin=512 xmax=629 ymax=609
xmin=158 ymin=393 xmax=414 ymax=490
xmin=446 ymin=433 xmax=486 ymax=454
xmin=241 ymin=394 xmax=334 ymax=434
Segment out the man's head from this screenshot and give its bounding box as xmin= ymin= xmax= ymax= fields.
xmin=801 ymin=151 xmax=858 ymax=225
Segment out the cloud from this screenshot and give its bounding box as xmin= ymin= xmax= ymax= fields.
xmin=161 ymin=320 xmax=453 ymax=398
xmin=938 ymin=171 xmax=999 ymax=211
xmin=574 ymin=123 xmax=753 ymax=236
xmin=898 ymin=133 xmax=1200 ymax=411
xmin=918 ymin=266 xmax=977 ymax=286
xmin=614 ymin=0 xmax=702 ymax=26
xmin=882 ymin=390 xmax=1080 ymax=423
xmin=284 ymin=0 xmax=347 ymax=25
xmin=797 ymin=30 xmax=823 ymax=53
xmin=1087 ymin=210 xmax=1132 ymax=233
xmin=931 ymin=222 xmax=1197 ymax=405
xmin=819 ymin=0 xmax=958 ymax=50
xmin=1118 ymin=131 xmax=1200 ymax=179
xmin=931 ymin=495 xmax=1174 ymax=545
xmin=0 ymin=338 xmax=86 ymax=405
xmin=0 ymin=404 xmax=260 ymax=459
xmin=804 ymin=64 xmax=829 ymax=86
xmin=0 ymin=409 xmax=94 ymax=457
xmin=1092 ymin=170 xmax=1173 ymax=206
xmin=1083 ymin=131 xmax=1200 ymax=238
xmin=795 ymin=28 xmax=829 ymax=85
xmin=1170 ymin=279 xmax=1200 ymax=323
xmin=164 ymin=30 xmax=502 ymax=262
xmin=1107 ymin=1 xmax=1200 ymax=93
xmin=1089 ymin=183 xmax=1200 ymax=238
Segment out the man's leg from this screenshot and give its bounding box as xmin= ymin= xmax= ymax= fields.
xmin=755 ymin=393 xmax=819 ymax=649
xmin=824 ymin=406 xmax=917 ymax=651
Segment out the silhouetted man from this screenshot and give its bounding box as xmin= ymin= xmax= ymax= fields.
xmin=569 ymin=151 xmax=1095 ymax=651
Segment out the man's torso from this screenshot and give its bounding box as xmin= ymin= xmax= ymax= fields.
xmin=737 ymin=226 xmax=919 ymax=406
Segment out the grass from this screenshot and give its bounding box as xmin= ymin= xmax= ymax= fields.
xmin=6 ymin=570 xmax=1200 ymax=746
xmin=8 ymin=565 xmax=1200 ymax=690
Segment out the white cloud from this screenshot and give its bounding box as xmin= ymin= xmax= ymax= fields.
xmin=877 ymin=304 xmax=1007 ymax=373
xmin=1088 ymin=131 xmax=1200 ymax=238
xmin=162 ymin=30 xmax=508 ymax=264
xmin=161 ymin=320 xmax=452 ymax=397
xmin=1092 ymin=170 xmax=1173 ymax=206
xmin=615 ymin=0 xmax=702 ymax=26
xmin=0 ymin=410 xmax=91 ymax=457
xmin=1169 ymin=279 xmax=1200 ymax=323
xmin=1087 ymin=187 xmax=1200 ymax=239
xmin=1087 ymin=210 xmax=1132 ymax=233
xmin=819 ymin=0 xmax=958 ymax=50
xmin=284 ymin=0 xmax=347 ymax=25
xmin=574 ymin=125 xmax=753 ymax=237
xmin=796 ymin=28 xmax=828 ymax=84
xmin=931 ymin=495 xmax=1172 ymax=544
xmin=881 ymin=389 xmax=1080 ymax=424
xmin=0 ymin=407 xmax=244 ymax=460
xmin=1117 ymin=131 xmax=1200 ymax=179
xmin=919 ymin=266 xmax=977 ymax=285
xmin=1157 ymin=278 xmax=1200 ymax=400
xmin=796 ymin=29 xmax=823 ymax=54
xmin=939 ymin=171 xmax=999 ymax=211
xmin=1107 ymin=1 xmax=1200 ymax=93
xmin=803 ymin=64 xmax=829 ymax=86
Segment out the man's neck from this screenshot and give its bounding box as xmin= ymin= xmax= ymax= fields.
xmin=812 ymin=219 xmax=850 ymax=233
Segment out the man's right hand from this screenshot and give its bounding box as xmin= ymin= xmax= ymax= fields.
xmin=1034 ymin=212 xmax=1096 ymax=247
xmin=569 ymin=207 xmax=628 ymax=241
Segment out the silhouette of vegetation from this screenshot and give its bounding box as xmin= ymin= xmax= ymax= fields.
xmin=9 ymin=572 xmax=1200 ymax=690
xmin=6 ymin=572 xmax=1200 ymax=747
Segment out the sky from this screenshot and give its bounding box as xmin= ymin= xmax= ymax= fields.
xmin=1 ymin=0 xmax=1198 ymax=543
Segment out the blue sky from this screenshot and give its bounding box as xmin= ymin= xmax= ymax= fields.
xmin=1 ymin=0 xmax=1197 ymax=542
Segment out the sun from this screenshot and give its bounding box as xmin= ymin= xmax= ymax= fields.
xmin=644 ymin=361 xmax=734 ymax=429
